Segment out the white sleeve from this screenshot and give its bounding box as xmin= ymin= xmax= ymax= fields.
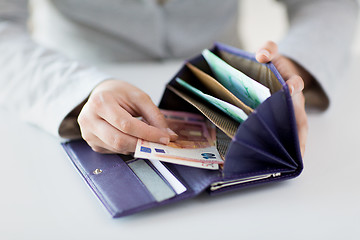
xmin=278 ymin=0 xmax=359 ymax=109
xmin=0 ymin=6 xmax=111 ymax=137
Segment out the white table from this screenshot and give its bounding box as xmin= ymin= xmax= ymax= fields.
xmin=1 ymin=57 xmax=359 ymax=240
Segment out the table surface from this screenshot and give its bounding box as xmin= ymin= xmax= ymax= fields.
xmin=1 ymin=56 xmax=359 ymax=240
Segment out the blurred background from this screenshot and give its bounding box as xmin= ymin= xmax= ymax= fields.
xmin=30 ymin=0 xmax=360 ymax=62
xmin=239 ymin=0 xmax=360 ymax=54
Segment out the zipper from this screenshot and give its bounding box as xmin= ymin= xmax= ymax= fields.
xmin=210 ymin=172 xmax=281 ymax=191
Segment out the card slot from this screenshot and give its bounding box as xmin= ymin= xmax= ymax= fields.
xmin=233 ymin=112 xmax=298 ymax=168
xmin=146 ymin=159 xmax=187 ymax=195
xmin=186 ymin=63 xmax=253 ymax=115
xmin=167 ymin=84 xmax=239 ymax=139
xmin=224 ymin=139 xmax=297 ymax=176
xmin=128 ymin=159 xmax=176 ymax=203
xmin=216 ymin=127 xmax=232 ymax=160
xmin=202 ymin=49 xmax=271 ymax=109
xmin=215 ymin=45 xmax=283 ymax=94
xmin=175 ymin=77 xmax=248 ymax=123
xmin=163 ymin=162 xmax=221 ymax=194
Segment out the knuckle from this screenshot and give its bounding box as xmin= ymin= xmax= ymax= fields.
xmin=118 ymin=119 xmax=131 ymax=133
xmin=91 ymin=146 xmax=105 ymax=153
xmin=80 ymin=131 xmax=92 ymax=142
xmin=153 ymin=110 xmax=165 ymax=121
xmin=112 ymin=134 xmax=128 ymax=152
xmin=89 ymin=91 xmax=110 ymax=108
xmin=77 ymin=112 xmax=87 ymax=126
xmin=132 ymin=91 xmax=150 ymax=101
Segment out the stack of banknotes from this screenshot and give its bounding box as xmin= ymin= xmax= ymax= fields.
xmin=135 ymin=110 xmax=222 ymax=170
xmin=135 ymin=49 xmax=271 ymax=170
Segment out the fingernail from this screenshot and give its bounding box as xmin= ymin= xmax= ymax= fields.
xmin=259 ymin=49 xmax=270 ymax=59
xmin=160 ymin=137 xmax=170 ymax=145
xmin=166 ymin=128 xmax=178 ymax=137
xmin=289 ymin=85 xmax=295 ymax=96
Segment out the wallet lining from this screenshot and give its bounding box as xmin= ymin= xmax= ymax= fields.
xmin=218 ymin=50 xmax=283 ymax=94
xmin=167 ymin=85 xmax=239 ymax=139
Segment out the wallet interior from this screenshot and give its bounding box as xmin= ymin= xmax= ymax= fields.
xmin=160 ymin=45 xmax=284 ymax=162
xmin=159 ymin=43 xmax=302 ymax=184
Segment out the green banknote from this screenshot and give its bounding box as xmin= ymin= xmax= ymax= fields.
xmin=202 ymin=49 xmax=271 ymax=109
xmin=176 ymin=78 xmax=248 ymax=123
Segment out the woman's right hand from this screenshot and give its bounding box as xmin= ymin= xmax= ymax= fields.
xmin=77 ymin=79 xmax=178 ymax=154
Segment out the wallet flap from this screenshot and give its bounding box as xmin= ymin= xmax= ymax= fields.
xmin=62 ymin=140 xmax=154 ymax=217
xmin=62 ymin=140 xmax=219 ymax=217
xmin=223 ymin=91 xmax=300 ymax=175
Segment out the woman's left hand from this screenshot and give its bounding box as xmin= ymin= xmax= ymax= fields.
xmin=256 ymin=41 xmax=310 ymax=157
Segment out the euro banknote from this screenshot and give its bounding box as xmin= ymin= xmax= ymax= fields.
xmin=202 ymin=49 xmax=270 ymax=109
xmin=134 ymin=110 xmax=223 ymax=170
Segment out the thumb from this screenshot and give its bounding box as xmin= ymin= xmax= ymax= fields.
xmin=256 ymin=41 xmax=278 ymax=63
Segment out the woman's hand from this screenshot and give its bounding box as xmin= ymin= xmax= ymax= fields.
xmin=77 ymin=80 xmax=177 ymax=154
xmin=256 ymin=41 xmax=309 ymax=157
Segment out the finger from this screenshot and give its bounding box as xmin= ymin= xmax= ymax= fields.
xmin=80 ymin=131 xmax=120 ymax=154
xmin=90 ymin=118 xmax=138 ymax=154
xmin=292 ymin=92 xmax=308 ymax=158
xmin=90 ymin=145 xmax=117 ymax=154
xmin=78 ymin=114 xmax=127 ymax=153
xmin=135 ymin=95 xmax=168 ymax=128
xmin=286 ymin=75 xmax=305 ymax=96
xmin=298 ymin=124 xmax=308 ymax=158
xmin=95 ymin=95 xmax=171 ymax=145
xmin=255 ymin=41 xmax=278 ymax=63
xmin=131 ymin=95 xmax=178 ymax=141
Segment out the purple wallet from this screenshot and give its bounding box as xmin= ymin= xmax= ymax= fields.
xmin=62 ymin=43 xmax=303 ymax=218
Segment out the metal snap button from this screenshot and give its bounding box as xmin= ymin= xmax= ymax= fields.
xmin=93 ymin=169 xmax=103 ymax=175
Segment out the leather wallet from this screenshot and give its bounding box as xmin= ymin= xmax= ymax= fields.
xmin=62 ymin=43 xmax=303 ymax=218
